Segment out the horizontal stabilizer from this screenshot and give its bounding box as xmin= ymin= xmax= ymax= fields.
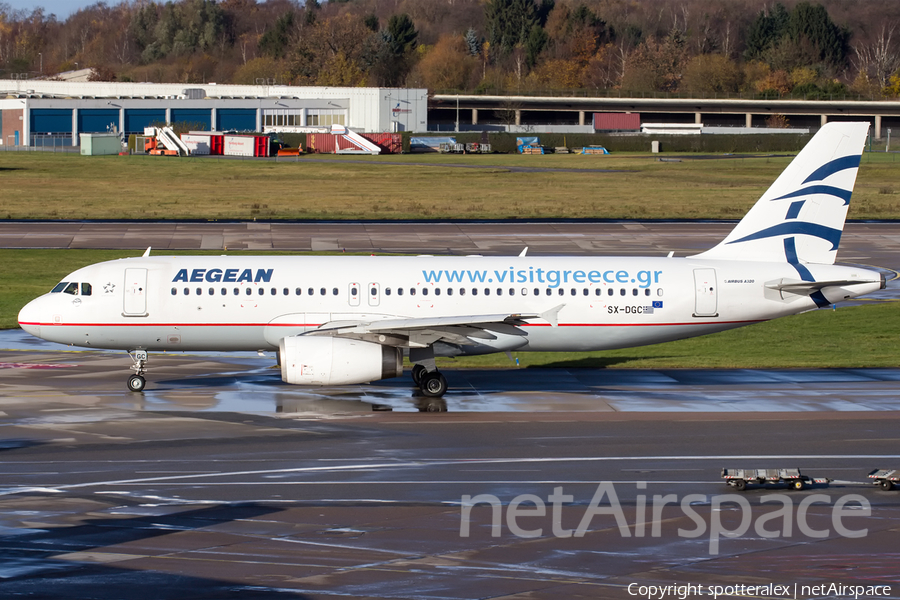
xmin=765 ymin=277 xmax=879 ymax=294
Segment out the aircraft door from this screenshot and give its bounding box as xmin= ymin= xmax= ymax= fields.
xmin=349 ymin=282 xmax=360 ymax=307
xmin=123 ymin=268 xmax=148 ymax=316
xmin=368 ymin=282 xmax=380 ymax=307
xmin=693 ymin=268 xmax=718 ymax=317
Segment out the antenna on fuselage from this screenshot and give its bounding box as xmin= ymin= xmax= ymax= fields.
xmin=518 ymin=247 xmax=528 ymax=257
xmin=142 ymin=247 xmax=151 ymax=257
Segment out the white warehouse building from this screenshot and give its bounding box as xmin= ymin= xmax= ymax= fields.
xmin=0 ymin=79 xmax=428 ymax=147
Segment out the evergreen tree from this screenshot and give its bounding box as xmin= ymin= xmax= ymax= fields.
xmin=788 ymin=2 xmax=850 ymax=68
xmin=744 ymin=3 xmax=790 ymax=60
xmin=485 ymin=0 xmax=539 ymax=54
xmin=465 ymin=27 xmax=481 ymax=57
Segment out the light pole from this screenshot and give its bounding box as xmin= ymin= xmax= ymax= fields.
xmin=455 ymin=95 xmax=459 ymax=133
xmin=38 ymin=52 xmax=42 ymax=75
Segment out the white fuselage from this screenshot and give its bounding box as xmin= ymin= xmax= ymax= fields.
xmin=17 ymin=254 xmax=883 ymax=355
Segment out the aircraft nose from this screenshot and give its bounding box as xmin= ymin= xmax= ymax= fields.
xmin=18 ymin=299 xmax=42 ymax=339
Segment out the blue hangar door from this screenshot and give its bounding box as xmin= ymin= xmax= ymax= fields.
xmin=124 ymin=109 xmax=166 ymax=135
xmin=216 ymin=109 xmax=256 ymax=132
xmin=78 ymin=109 xmax=120 ymax=133
xmin=31 ymin=109 xmax=73 ymax=133
xmin=171 ymin=109 xmax=212 ymax=131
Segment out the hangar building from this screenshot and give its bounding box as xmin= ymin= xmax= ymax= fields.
xmin=0 ymin=80 xmax=428 ymax=147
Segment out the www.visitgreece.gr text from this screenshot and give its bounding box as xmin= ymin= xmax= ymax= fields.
xmin=421 ymin=267 xmax=664 ymax=289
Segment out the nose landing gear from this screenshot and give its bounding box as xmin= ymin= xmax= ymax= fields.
xmin=127 ymin=349 xmax=148 ymax=392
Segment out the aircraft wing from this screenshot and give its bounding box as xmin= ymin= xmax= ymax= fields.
xmin=305 ymin=305 xmax=565 ymax=349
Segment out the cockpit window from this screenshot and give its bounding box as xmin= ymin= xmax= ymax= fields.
xmin=51 ymin=282 xmax=69 ymax=293
xmin=81 ymin=283 xmax=92 ymax=296
xmin=62 ymin=282 xmax=79 ymax=295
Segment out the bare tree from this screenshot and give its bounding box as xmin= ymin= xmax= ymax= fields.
xmin=854 ymin=24 xmax=900 ymax=88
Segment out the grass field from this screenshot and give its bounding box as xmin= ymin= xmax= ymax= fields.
xmin=2 ymin=151 xmax=900 ymax=220
xmin=3 ymin=249 xmax=897 ymax=369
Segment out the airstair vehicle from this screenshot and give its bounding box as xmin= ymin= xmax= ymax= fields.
xmin=331 ymin=124 xmax=381 ymax=155
xmin=143 ymin=126 xmax=191 ymax=156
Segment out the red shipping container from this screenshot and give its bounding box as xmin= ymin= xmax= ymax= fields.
xmin=209 ymin=134 xmax=224 ymax=155
xmin=362 ymin=133 xmax=402 ymax=154
xmin=593 ymin=112 xmax=641 ymax=131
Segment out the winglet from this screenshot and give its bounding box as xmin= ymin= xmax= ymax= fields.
xmin=142 ymin=246 xmax=151 ymax=257
xmin=519 ymin=247 xmax=528 ymax=257
xmin=540 ymin=303 xmax=565 ymax=327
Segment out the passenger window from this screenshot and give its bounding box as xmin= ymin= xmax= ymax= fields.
xmin=81 ymin=283 xmax=92 ymax=296
xmin=546 ymin=289 xmax=552 ymax=296
xmin=308 ymin=287 xmax=314 ymax=295
xmin=386 ymin=288 xmax=391 ymax=296
xmin=435 ymin=288 xmax=441 ymax=296
xmin=534 ymin=288 xmax=539 ymax=296
xmin=472 ymin=288 xmax=478 ymax=296
xmin=283 ymin=288 xmax=289 ymax=296
xmin=320 ymin=288 xmax=326 ymax=295
xmin=608 ymin=288 xmax=613 ymax=296
xmin=632 ymin=288 xmax=638 ymax=296
xmin=509 ymin=288 xmax=515 ymax=296
xmin=209 ymin=287 xmax=214 ymax=295
xmin=460 ymin=288 xmax=465 ymax=296
xmin=184 ymin=288 xmax=190 ymax=295
xmin=410 ymin=288 xmax=416 ymax=296
xmin=595 ymin=289 xmax=601 ymax=296
xmin=620 ymin=289 xmax=626 ymax=296
xmin=51 ymin=282 xmax=68 ymax=293
xmin=246 ymin=288 xmax=252 ymax=296
xmin=447 ymin=288 xmax=453 ymax=296
xmin=258 ymin=288 xmax=264 ymax=296
xmin=657 ymin=288 xmax=663 ymax=296
xmin=221 ymin=288 xmax=227 ymax=295
xmin=233 ymin=288 xmax=239 ymax=295
xmin=270 ymin=288 xmax=276 ymax=295
xmin=570 ymin=289 xmax=576 ymax=296
xmin=497 ymin=288 xmax=503 ymax=296
xmin=332 ymin=288 xmax=338 ymax=295
xmin=583 ymin=289 xmax=588 ymax=296
xmin=171 ymin=287 xmax=177 ymax=295
xmin=197 ymin=288 xmax=203 ymax=295
xmin=422 ymin=288 xmax=429 ymax=296
xmin=558 ymin=289 xmax=564 ymax=296
xmin=398 ymin=288 xmax=404 ymax=296
xmin=484 ymin=288 xmax=490 ymax=296
xmin=63 ymin=282 xmax=79 ymax=295
xmin=644 ymin=289 xmax=650 ymax=296
xmin=296 ymin=287 xmax=302 ymax=295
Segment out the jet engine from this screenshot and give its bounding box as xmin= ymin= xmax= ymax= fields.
xmin=279 ymin=336 xmax=403 ymax=385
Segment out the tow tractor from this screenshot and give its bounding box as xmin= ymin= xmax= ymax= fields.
xmin=722 ymin=468 xmax=832 ymax=491
xmin=868 ymin=469 xmax=899 ymax=490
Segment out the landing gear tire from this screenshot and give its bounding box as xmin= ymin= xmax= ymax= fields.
xmin=881 ymin=480 xmax=894 ymax=491
xmin=127 ymin=374 xmax=146 ymax=392
xmin=420 ymin=371 xmax=448 ymax=397
xmin=411 ymin=364 xmax=427 ymax=385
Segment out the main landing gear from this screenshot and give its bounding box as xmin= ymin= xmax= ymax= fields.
xmin=410 ymin=363 xmax=448 ymax=398
xmin=127 ymin=349 xmax=148 ymax=392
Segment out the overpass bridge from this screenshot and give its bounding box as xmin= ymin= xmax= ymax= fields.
xmin=430 ymin=94 xmax=900 ymax=138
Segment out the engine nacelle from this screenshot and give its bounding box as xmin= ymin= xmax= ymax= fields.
xmin=279 ymin=336 xmax=403 ymax=385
